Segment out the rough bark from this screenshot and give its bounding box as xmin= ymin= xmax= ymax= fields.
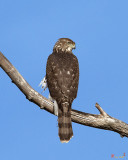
xmin=0 ymin=51 xmax=128 ymax=138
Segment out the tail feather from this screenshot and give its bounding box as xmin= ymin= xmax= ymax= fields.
xmin=58 ymin=102 xmax=73 ymax=143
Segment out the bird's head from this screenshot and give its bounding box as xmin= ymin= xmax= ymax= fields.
xmin=53 ymin=38 xmax=76 ymax=53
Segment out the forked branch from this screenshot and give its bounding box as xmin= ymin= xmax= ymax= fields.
xmin=0 ymin=51 xmax=128 ymax=138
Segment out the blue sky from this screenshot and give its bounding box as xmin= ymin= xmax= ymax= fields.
xmin=0 ymin=0 xmax=128 ymax=159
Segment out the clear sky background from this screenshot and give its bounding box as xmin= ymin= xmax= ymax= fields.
xmin=0 ymin=0 xmax=128 ymax=160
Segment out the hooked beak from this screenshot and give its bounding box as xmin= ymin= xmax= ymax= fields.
xmin=72 ymin=43 xmax=76 ymax=49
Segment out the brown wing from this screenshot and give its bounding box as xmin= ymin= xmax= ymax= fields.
xmin=46 ymin=51 xmax=79 ymax=142
xmin=46 ymin=52 xmax=79 ymax=103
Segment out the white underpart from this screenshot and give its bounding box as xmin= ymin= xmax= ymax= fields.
xmin=67 ymin=71 xmax=70 ymax=75
xmin=48 ymin=94 xmax=58 ymax=116
xmin=39 ymin=76 xmax=48 ymax=92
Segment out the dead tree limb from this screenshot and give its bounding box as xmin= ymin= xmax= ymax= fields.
xmin=0 ymin=51 xmax=128 ymax=138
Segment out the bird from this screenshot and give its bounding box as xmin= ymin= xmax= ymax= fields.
xmin=46 ymin=38 xmax=79 ymax=143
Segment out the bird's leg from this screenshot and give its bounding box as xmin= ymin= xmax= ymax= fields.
xmin=53 ymin=100 xmax=59 ymax=116
xmin=39 ymin=77 xmax=58 ymax=115
xmin=39 ymin=76 xmax=47 ymax=92
xmin=48 ymin=94 xmax=58 ymax=116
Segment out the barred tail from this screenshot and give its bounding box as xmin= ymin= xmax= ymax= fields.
xmin=58 ymin=102 xmax=73 ymax=143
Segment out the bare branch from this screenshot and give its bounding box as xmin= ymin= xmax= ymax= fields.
xmin=0 ymin=51 xmax=128 ymax=138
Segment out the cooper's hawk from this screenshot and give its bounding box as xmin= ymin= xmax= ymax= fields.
xmin=46 ymin=38 xmax=79 ymax=143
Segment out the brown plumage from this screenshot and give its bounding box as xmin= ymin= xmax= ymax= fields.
xmin=46 ymin=38 xmax=79 ymax=143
